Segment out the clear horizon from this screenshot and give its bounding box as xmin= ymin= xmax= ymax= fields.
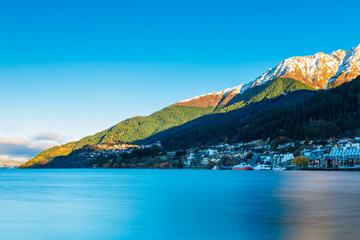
xmin=1 ymin=0 xmax=360 ymax=162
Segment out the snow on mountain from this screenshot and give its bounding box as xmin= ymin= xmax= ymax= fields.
xmin=176 ymin=44 xmax=360 ymax=107
xmin=249 ymin=44 xmax=360 ymax=90
xmin=326 ymin=44 xmax=360 ymax=89
xmin=251 ymin=50 xmax=347 ymax=89
xmin=174 ymin=84 xmax=244 ymax=107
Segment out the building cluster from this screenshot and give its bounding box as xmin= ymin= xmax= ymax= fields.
xmin=182 ymin=142 xmax=295 ymax=168
xmin=78 ymin=148 xmax=132 ymax=161
xmin=81 ymin=141 xmax=162 ymax=160
xmin=304 ymin=138 xmax=360 ymax=169
xmin=78 ymin=136 xmax=360 ymax=170
xmin=181 ymin=137 xmax=360 ymax=169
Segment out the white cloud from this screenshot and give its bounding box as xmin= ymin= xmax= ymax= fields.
xmin=0 ymin=137 xmax=58 ymax=161
xmin=0 ymin=130 xmax=69 ymax=162
xmin=0 ymin=154 xmax=28 ymax=163
xmin=0 ymin=137 xmax=54 ymax=149
xmin=31 ymin=131 xmax=68 ymax=144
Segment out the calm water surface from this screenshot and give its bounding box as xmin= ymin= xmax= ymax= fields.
xmin=0 ymin=169 xmax=359 ymax=240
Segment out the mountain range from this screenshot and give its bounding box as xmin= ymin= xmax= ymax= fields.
xmin=19 ymin=44 xmax=360 ymax=168
xmin=0 ymin=159 xmax=26 ymax=169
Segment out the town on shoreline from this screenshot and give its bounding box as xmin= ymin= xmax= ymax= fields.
xmin=16 ymin=135 xmax=359 ymax=170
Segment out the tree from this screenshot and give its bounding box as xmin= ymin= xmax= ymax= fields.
xmin=160 ymin=162 xmax=171 ymax=169
xmin=171 ymin=158 xmax=184 ymax=169
xmin=205 ymin=161 xmax=216 ymax=169
xmin=175 ymin=150 xmax=186 ymax=157
xmin=245 ymin=152 xmax=254 ymax=162
xmin=218 ymin=155 xmax=233 ymax=167
xmin=292 ymin=156 xmax=309 ymax=167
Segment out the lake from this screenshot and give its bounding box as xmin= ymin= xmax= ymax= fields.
xmin=0 ymin=169 xmax=359 ymax=240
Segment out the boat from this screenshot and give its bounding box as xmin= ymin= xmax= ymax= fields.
xmin=272 ymin=165 xmax=286 ymax=171
xmin=212 ymin=165 xmax=220 ymax=170
xmin=253 ymin=164 xmax=272 ymax=170
xmin=232 ymin=163 xmax=253 ymax=170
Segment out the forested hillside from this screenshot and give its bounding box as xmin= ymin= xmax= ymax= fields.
xmin=163 ymin=76 xmax=360 ymax=149
xmin=216 ymin=77 xmax=314 ymax=112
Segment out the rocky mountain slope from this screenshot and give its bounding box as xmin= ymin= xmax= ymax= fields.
xmin=248 ymin=44 xmax=360 ymax=90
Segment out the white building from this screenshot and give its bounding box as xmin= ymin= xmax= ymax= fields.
xmin=184 ymin=153 xmax=195 ymax=167
xmin=272 ymin=153 xmax=294 ymax=164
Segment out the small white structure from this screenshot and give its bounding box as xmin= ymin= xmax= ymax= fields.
xmin=278 ymin=142 xmax=294 ymax=149
xmin=201 ymin=157 xmax=210 ymax=166
xmin=206 ymin=149 xmax=217 ymax=156
xmin=259 ymin=155 xmax=272 ymax=163
xmin=302 ymin=148 xmax=326 ymax=159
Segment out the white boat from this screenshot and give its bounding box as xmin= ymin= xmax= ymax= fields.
xmin=212 ymin=165 xmax=220 ymax=170
xmin=253 ymin=164 xmax=272 ymax=170
xmin=272 ymin=165 xmax=286 ymax=171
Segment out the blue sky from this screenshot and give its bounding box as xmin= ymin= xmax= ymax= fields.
xmin=1 ymin=0 xmax=360 ymax=161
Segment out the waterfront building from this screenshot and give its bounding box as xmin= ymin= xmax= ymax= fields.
xmin=328 ymin=143 xmax=360 ymax=167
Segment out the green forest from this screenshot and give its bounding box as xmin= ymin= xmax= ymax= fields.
xmin=19 ymin=105 xmax=214 ymax=168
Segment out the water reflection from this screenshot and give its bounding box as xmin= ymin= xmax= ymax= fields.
xmin=275 ymin=172 xmax=360 ymax=240
xmin=0 ymin=170 xmax=359 ymax=240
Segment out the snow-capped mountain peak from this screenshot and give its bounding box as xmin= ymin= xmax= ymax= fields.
xmin=250 ymin=50 xmax=347 ymax=89
xmin=249 ymin=45 xmax=360 ymax=90
xmin=176 ymin=44 xmax=360 ymax=107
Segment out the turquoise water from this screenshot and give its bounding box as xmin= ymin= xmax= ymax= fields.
xmin=1 ymin=169 xmax=360 ymax=240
